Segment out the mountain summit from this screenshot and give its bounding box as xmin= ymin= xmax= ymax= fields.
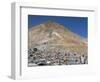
xmin=28 ymin=21 xmax=87 ymax=49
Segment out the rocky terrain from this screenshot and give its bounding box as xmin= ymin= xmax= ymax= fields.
xmin=28 ymin=21 xmax=88 ymax=67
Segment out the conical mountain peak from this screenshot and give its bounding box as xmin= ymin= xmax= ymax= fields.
xmin=28 ymin=21 xmax=88 ymax=66
xmin=28 ymin=21 xmax=87 ymax=49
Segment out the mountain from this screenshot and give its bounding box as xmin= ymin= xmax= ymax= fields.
xmin=28 ymin=21 xmax=88 ymax=67
xmin=28 ymin=21 xmax=88 ymax=66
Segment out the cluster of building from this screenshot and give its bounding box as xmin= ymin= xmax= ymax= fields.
xmin=28 ymin=44 xmax=87 ymax=66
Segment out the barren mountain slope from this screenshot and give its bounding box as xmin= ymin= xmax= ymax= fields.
xmin=28 ymin=21 xmax=87 ymax=55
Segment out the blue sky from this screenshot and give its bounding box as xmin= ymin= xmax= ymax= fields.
xmin=28 ymin=15 xmax=88 ymax=38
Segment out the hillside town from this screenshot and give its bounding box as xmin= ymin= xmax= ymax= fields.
xmin=28 ymin=46 xmax=87 ymax=66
